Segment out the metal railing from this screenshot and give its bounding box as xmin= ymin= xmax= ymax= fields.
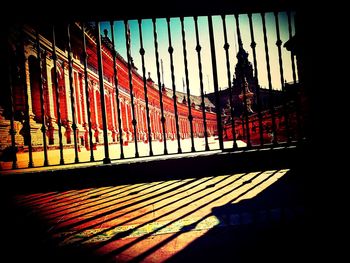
xmin=1 ymin=9 xmax=306 ymax=170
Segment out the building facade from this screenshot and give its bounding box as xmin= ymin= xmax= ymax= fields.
xmin=0 ymin=23 xmax=217 ymax=154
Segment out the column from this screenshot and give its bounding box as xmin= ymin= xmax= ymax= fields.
xmin=125 ymin=100 xmax=130 ymax=141
xmin=80 ymin=74 xmax=87 ymax=124
xmin=157 ymin=111 xmax=161 ymax=140
xmin=138 ymin=104 xmax=144 ymax=140
xmin=63 ymin=62 xmax=73 ymax=144
xmin=45 ymin=58 xmax=57 ymax=145
xmin=74 ymin=71 xmax=82 ymax=125
xmin=24 ymin=57 xmax=34 ymax=117
xmin=142 ymin=106 xmax=147 ymax=139
xmin=63 ymin=63 xmax=72 ymax=121
xmin=135 ymin=100 xmax=140 ymax=140
xmin=110 ymin=92 xmax=116 ymax=129
xmin=112 ymin=91 xmax=118 ymax=132
xmin=45 ymin=58 xmax=55 ymax=120
xmin=93 ymin=86 xmax=99 ymax=128
xmin=151 ymin=108 xmax=156 ymax=139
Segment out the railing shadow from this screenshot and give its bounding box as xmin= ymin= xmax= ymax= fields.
xmin=52 ymin=174 xmax=225 ymax=243
xmin=165 ymin=169 xmax=308 ymax=263
xmin=1 ymin=166 xmax=311 ymax=263
xmin=42 ymin=180 xmax=166 ymax=219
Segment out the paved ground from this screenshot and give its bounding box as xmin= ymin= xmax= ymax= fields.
xmin=1 ymin=167 xmax=311 ymax=262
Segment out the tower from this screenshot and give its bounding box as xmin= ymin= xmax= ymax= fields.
xmin=231 ymin=46 xmax=257 ymax=117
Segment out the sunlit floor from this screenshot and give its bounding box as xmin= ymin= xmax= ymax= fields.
xmin=5 ymin=168 xmax=307 ymax=262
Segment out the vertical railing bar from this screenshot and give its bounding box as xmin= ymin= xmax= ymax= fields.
xmin=287 ymin=10 xmax=302 ymax=142
xmin=261 ymin=12 xmax=278 ymax=145
xmin=221 ymin=15 xmax=238 ymax=150
xmin=234 ymin=13 xmax=252 ymax=149
xmin=287 ymin=11 xmax=297 ymax=85
xmin=166 ymin=17 xmax=182 ymax=154
xmin=138 ymin=19 xmax=153 ymax=156
xmin=7 ymin=43 xmax=18 ymax=169
xmin=95 ymin=21 xmax=111 ymax=163
xmin=124 ymin=20 xmax=139 ymax=158
xmin=241 ymin=117 xmax=245 ymax=138
xmin=194 ymin=16 xmax=210 ymax=151
xmin=152 ymin=18 xmax=168 ymax=155
xmin=35 ymin=27 xmax=49 ymax=166
xmin=81 ymin=23 xmax=95 ymax=161
xmin=274 ymin=11 xmax=291 ymax=144
xmin=110 ymin=21 xmax=125 ymax=159
xmin=208 ymin=16 xmax=224 ymax=150
xmin=51 ymin=25 xmax=65 ymax=164
xmin=180 ymin=16 xmax=195 ymax=152
xmin=67 ymin=23 xmax=80 ymax=163
xmin=20 ymin=27 xmax=34 ymax=168
xmin=248 ymin=13 xmax=264 ymax=147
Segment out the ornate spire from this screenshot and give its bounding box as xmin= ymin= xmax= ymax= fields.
xmin=232 ymin=46 xmax=255 ymax=95
xmin=238 ymin=77 xmax=254 ymax=113
xmin=146 ymin=72 xmax=154 ymax=86
xmin=243 ymin=77 xmax=252 ymax=94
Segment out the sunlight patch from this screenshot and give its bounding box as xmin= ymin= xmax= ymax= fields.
xmin=59 ymin=215 xmax=222 ymax=245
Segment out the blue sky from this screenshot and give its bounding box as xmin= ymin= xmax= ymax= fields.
xmin=100 ymin=12 xmax=296 ymax=96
